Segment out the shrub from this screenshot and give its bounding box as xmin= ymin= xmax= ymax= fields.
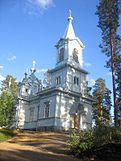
xmin=69 ymin=126 xmax=121 ymax=156
xmin=70 ymin=129 xmax=94 ymax=156
xmin=93 ymin=126 xmax=112 ymax=146
xmin=70 ymin=131 xmax=80 ymax=155
xmin=111 ymin=126 xmax=121 ymax=142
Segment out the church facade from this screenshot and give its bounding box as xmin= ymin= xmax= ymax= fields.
xmin=16 ymin=11 xmax=93 ymax=131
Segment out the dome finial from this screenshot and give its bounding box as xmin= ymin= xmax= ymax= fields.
xmin=31 ymin=60 xmax=36 ymax=73
xmin=69 ymin=9 xmax=72 ymax=17
xmin=68 ymin=9 xmax=73 ymax=22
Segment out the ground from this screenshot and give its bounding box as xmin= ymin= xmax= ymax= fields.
xmin=0 ymin=131 xmax=81 ymax=161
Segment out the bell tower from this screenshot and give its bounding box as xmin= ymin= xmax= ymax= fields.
xmin=55 ymin=10 xmax=84 ymax=68
xmin=48 ymin=10 xmax=88 ymax=95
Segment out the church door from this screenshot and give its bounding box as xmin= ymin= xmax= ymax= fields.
xmin=71 ymin=113 xmax=79 ymax=129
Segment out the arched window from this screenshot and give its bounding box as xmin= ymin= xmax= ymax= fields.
xmin=59 ymin=48 xmax=64 ymax=62
xmin=72 ymin=48 xmax=79 ymax=62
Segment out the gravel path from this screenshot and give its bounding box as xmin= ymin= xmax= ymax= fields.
xmin=0 ymin=132 xmax=81 ymax=161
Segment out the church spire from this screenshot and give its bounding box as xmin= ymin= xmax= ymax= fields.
xmin=63 ymin=10 xmax=76 ymax=39
xmin=31 ymin=60 xmax=36 ymax=73
xmin=68 ymin=9 xmax=73 ymax=22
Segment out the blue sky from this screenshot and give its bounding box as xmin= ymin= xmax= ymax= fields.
xmin=0 ymin=0 xmax=121 ymax=93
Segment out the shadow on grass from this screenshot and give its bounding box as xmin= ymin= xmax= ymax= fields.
xmin=0 ymin=129 xmax=11 ymax=135
xmin=0 ymin=129 xmax=13 ymax=142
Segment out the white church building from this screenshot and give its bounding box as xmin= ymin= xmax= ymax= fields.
xmin=16 ymin=11 xmax=93 ymax=131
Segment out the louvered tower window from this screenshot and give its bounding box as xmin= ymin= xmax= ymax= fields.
xmin=73 ymin=48 xmax=79 ymax=62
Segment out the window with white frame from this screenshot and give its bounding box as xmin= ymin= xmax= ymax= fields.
xmin=72 ymin=48 xmax=79 ymax=62
xmin=29 ymin=107 xmax=35 ymax=122
xmin=59 ymin=48 xmax=64 ymax=62
xmin=56 ymin=76 xmax=61 ymax=85
xmin=74 ymin=76 xmax=79 ymax=85
xmin=37 ymin=105 xmax=40 ymax=120
xmin=44 ymin=101 xmax=50 ymax=118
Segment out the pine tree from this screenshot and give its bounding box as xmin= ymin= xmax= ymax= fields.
xmin=92 ymin=78 xmax=112 ymax=127
xmin=0 ymin=91 xmax=15 ymax=127
xmin=96 ymin=0 xmax=121 ymax=126
xmin=0 ymin=75 xmax=18 ymax=127
xmin=1 ymin=75 xmax=18 ymax=98
xmin=114 ymin=36 xmax=121 ymax=124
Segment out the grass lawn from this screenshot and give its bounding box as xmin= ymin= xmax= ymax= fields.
xmin=0 ymin=129 xmax=13 ymax=142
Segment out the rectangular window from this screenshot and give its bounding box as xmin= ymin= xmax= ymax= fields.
xmin=77 ymin=77 xmax=79 ymax=85
xmin=56 ymin=76 xmax=61 ymax=85
xmin=29 ymin=107 xmax=35 ymax=122
xmin=74 ymin=76 xmax=79 ymax=85
xmin=74 ymin=77 xmax=76 ymax=84
xmin=73 ymin=48 xmax=79 ymax=62
xmin=37 ymin=105 xmax=40 ymax=120
xmin=44 ymin=101 xmax=50 ymax=118
xmin=59 ymin=48 xmax=64 ymax=62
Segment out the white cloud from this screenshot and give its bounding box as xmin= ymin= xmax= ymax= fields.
xmin=90 ymin=78 xmax=95 ymax=86
xmin=0 ymin=66 xmax=4 ymax=70
xmin=0 ymin=74 xmax=5 ymax=81
xmin=83 ymin=61 xmax=92 ymax=68
xmin=35 ymin=0 xmax=54 ymax=9
xmin=36 ymin=68 xmax=47 ymax=73
xmin=25 ymin=0 xmax=54 ymax=15
xmin=8 ymin=55 xmax=16 ymax=61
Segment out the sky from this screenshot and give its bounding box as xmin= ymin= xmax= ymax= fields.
xmin=0 ymin=0 xmax=121 ymax=94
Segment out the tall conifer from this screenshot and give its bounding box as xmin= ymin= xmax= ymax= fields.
xmin=92 ymin=78 xmax=111 ymax=126
xmin=96 ymin=0 xmax=121 ymax=125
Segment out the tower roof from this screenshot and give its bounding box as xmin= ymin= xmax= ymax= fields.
xmin=56 ymin=10 xmax=84 ymax=49
xmin=63 ymin=10 xmax=76 ymax=39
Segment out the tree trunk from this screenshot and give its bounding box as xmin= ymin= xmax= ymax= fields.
xmin=110 ymin=29 xmax=118 ymax=126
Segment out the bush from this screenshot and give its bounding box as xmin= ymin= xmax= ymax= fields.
xmin=111 ymin=126 xmax=121 ymax=142
xmin=69 ymin=126 xmax=121 ymax=156
xmin=93 ymin=126 xmax=112 ymax=146
xmin=93 ymin=126 xmax=121 ymax=145
xmin=70 ymin=129 xmax=94 ymax=156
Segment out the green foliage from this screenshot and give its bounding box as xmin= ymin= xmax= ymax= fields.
xmin=0 ymin=128 xmax=22 ymax=142
xmin=96 ymin=0 xmax=120 ymax=44
xmin=70 ymin=132 xmax=80 ymax=155
xmin=0 ymin=75 xmax=18 ymax=127
xmin=70 ymin=130 xmax=94 ymax=155
xmin=115 ymin=49 xmax=121 ymax=119
xmin=96 ymin=0 xmax=121 ymax=126
xmin=69 ymin=126 xmax=121 ymax=156
xmin=0 ymin=129 xmax=12 ymax=142
xmin=92 ymin=78 xmax=112 ymax=126
xmin=111 ymin=126 xmax=121 ymax=142
xmin=0 ymin=90 xmax=16 ymax=127
xmin=93 ymin=126 xmax=113 ymax=146
xmin=1 ymin=75 xmax=18 ymax=98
